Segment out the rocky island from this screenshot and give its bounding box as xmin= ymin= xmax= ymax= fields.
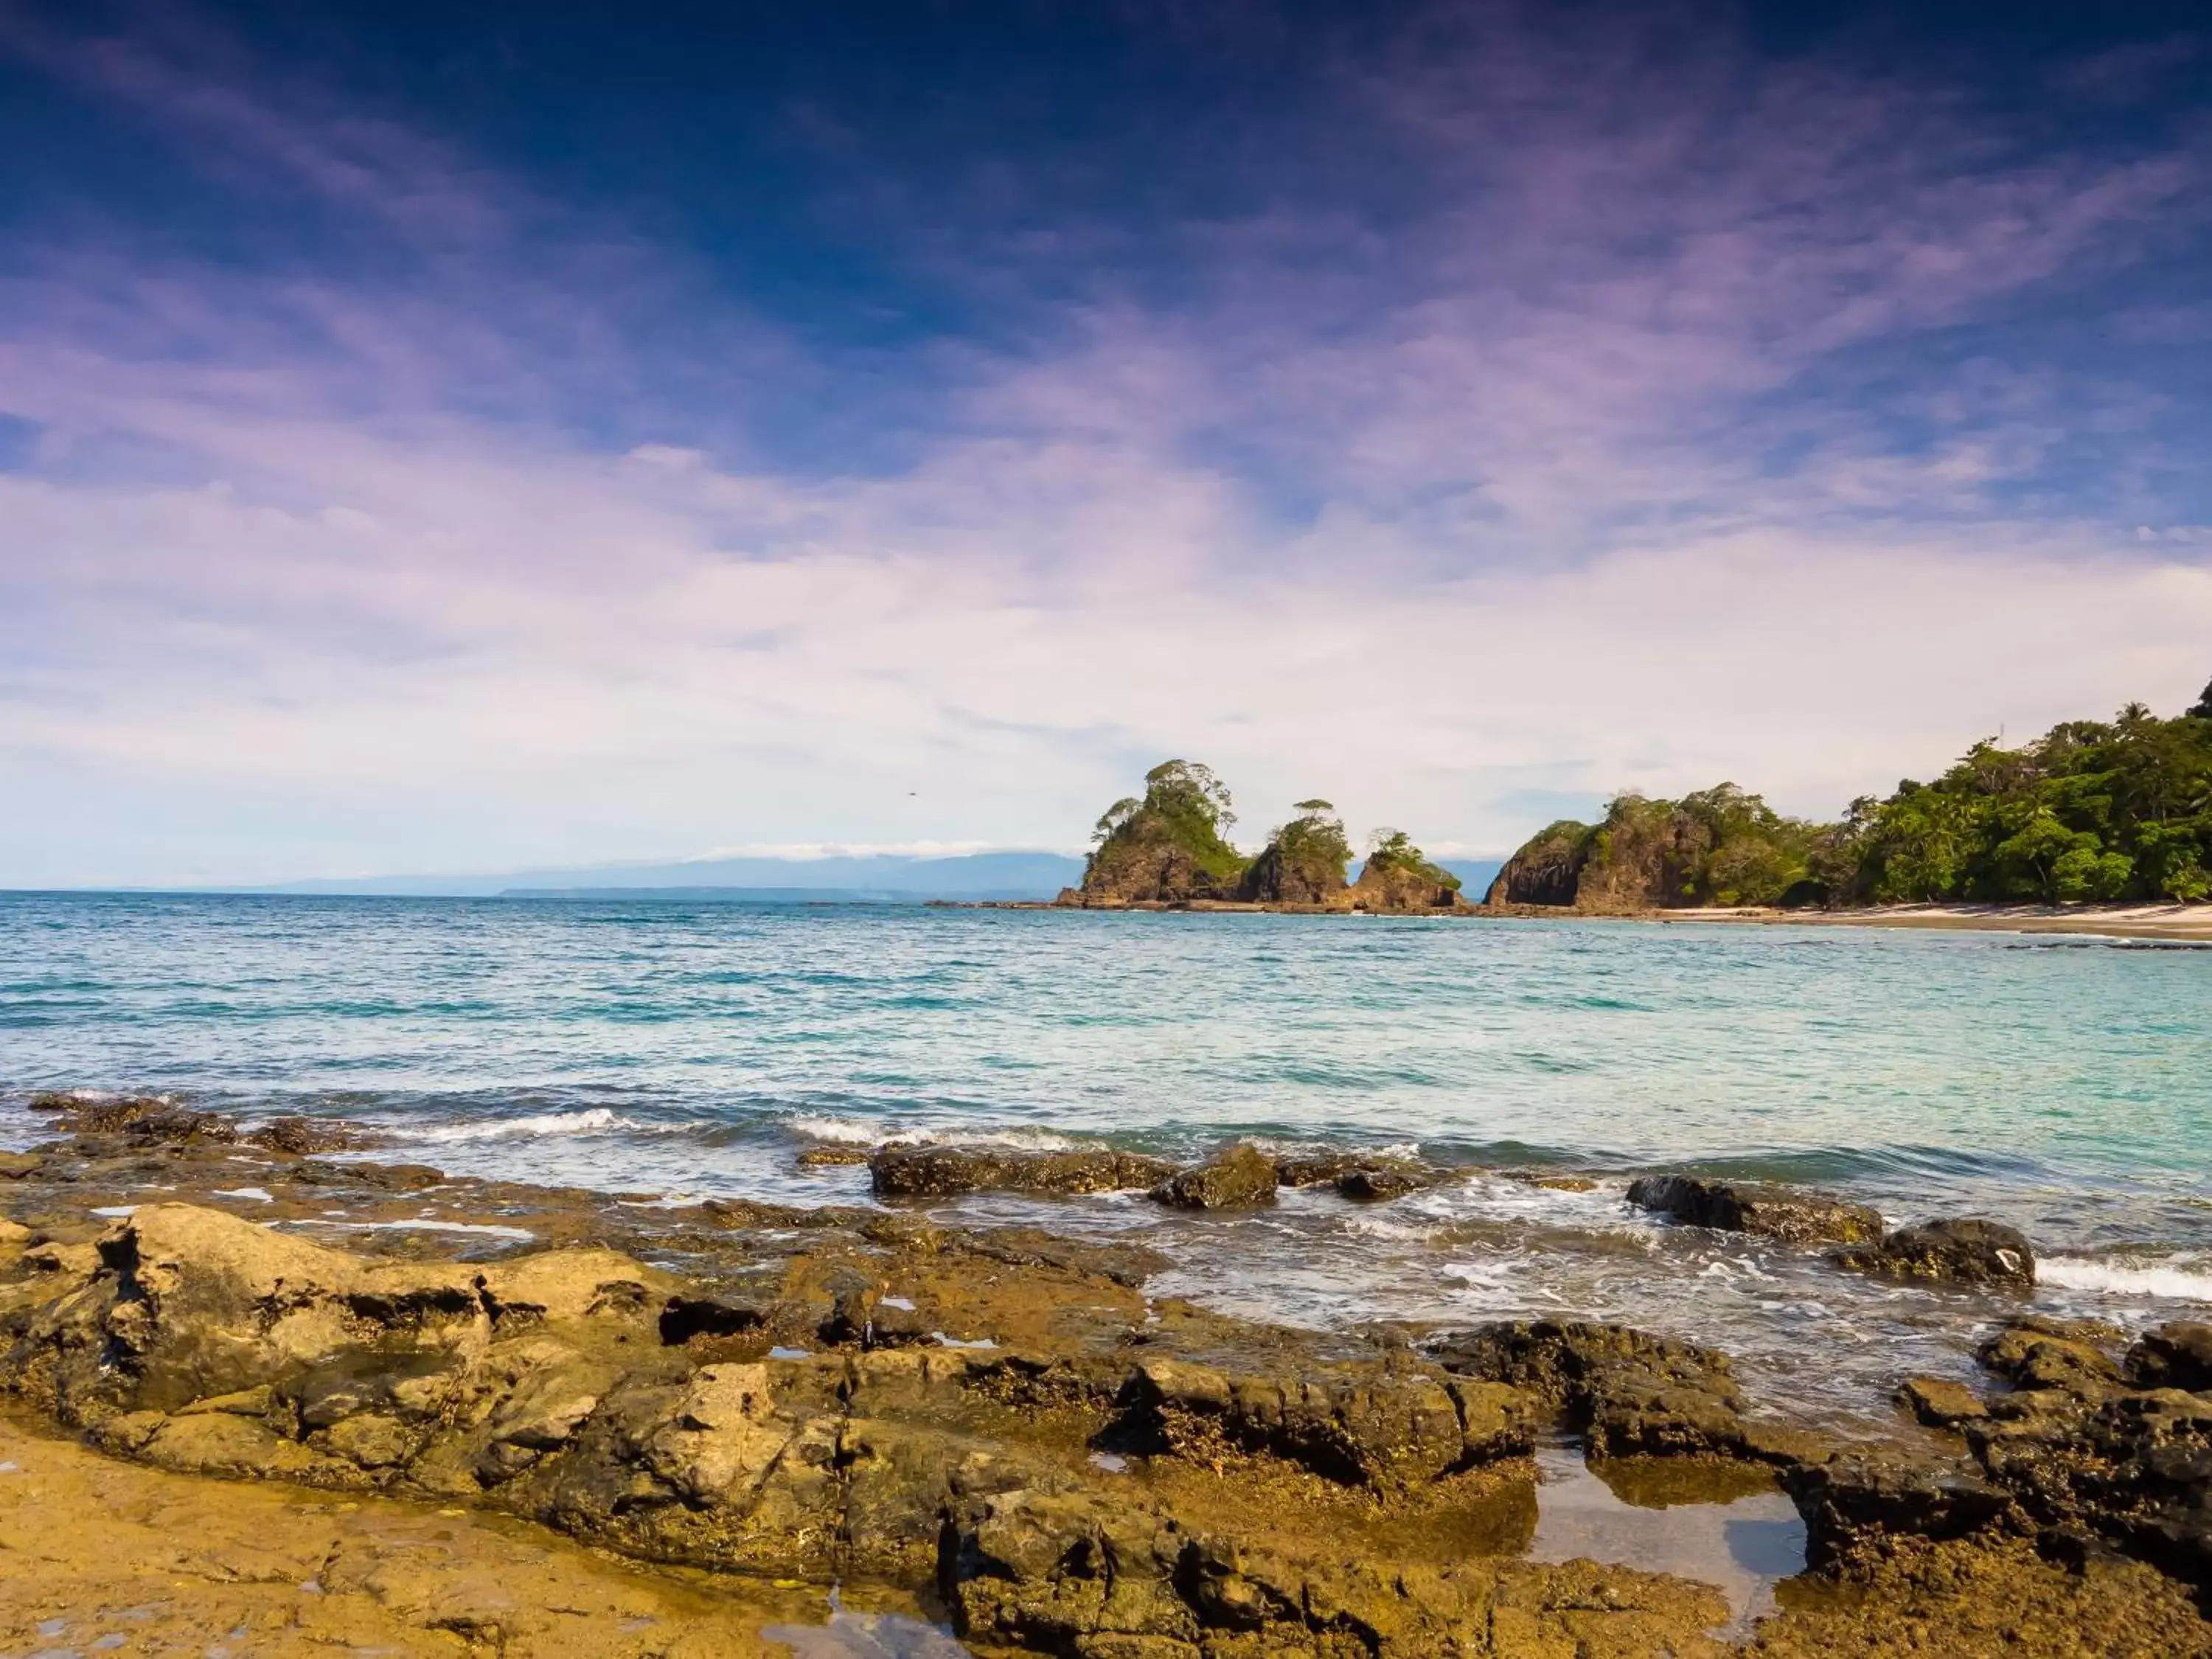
xmin=1057 ymin=763 xmax=1470 ymax=913
xmin=5 ymin=1095 xmax=2212 ymax=1654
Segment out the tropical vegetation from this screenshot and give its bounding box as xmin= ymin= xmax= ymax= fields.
xmin=1490 ymin=681 xmax=2212 ymax=909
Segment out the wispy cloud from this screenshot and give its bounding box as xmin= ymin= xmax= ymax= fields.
xmin=0 ymin=1 xmax=2208 ymax=885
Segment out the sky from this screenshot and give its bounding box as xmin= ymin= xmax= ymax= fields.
xmin=4 ymin=0 xmax=2211 ymax=887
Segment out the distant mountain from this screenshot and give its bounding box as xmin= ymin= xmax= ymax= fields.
xmin=216 ymin=850 xmax=1500 ymax=906
xmin=246 ymin=851 xmax=1088 ymax=900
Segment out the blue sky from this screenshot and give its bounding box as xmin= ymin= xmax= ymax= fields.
xmin=3 ymin=0 xmax=2210 ymax=886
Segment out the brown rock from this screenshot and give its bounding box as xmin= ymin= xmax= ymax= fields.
xmin=1899 ymin=1375 xmax=1990 ymax=1427
xmin=1835 ymin=1217 xmax=2036 ymax=1285
xmin=1149 ymin=1144 xmax=1279 ymax=1210
xmin=1626 ymin=1173 xmax=1884 ymax=1245
xmin=871 ymin=1146 xmax=1175 ymax=1198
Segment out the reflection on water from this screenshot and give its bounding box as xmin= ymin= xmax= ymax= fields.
xmin=763 ymin=1605 xmax=970 ymax=1659
xmin=1529 ymin=1443 xmax=1806 ymax=1639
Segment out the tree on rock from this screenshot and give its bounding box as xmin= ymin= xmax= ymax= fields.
xmin=1072 ymin=759 xmax=1250 ymax=905
xmin=1241 ymin=799 xmax=1352 ymax=904
xmin=1352 ymin=829 xmax=1466 ymax=911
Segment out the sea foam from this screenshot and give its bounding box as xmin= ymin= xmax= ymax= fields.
xmin=2039 ymin=1255 xmax=2212 ymax=1303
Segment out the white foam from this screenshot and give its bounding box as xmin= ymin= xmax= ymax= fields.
xmin=787 ymin=1114 xmax=883 ymax=1145
xmin=288 ymin=1217 xmax=535 ymax=1241
xmin=213 ymin=1186 xmax=273 ymax=1203
xmin=401 ymin=1108 xmax=634 ymax=1144
xmin=2039 ymin=1256 xmax=2212 ymax=1302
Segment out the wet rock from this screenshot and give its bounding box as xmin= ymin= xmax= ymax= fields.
xmin=1835 ymin=1217 xmax=2036 ymax=1286
xmin=796 ymin=1145 xmax=872 ymax=1168
xmin=2129 ymin=1321 xmax=2212 ymax=1392
xmin=248 ymin=1115 xmax=372 ymax=1155
xmin=1978 ymin=1318 xmax=2123 ymax=1398
xmin=1899 ymin=1375 xmax=1991 ymax=1428
xmin=1787 ymin=1452 xmax=2016 ymax=1567
xmin=291 ymin=1158 xmax=446 ymax=1192
xmin=1113 ymin=1349 xmax=1528 ymax=1488
xmin=1625 ymin=1173 xmax=1884 ymax=1245
xmin=1334 ymin=1166 xmax=1436 ymax=1203
xmin=0 ymin=1151 xmax=38 ymax=1180
xmin=1149 ymin=1145 xmax=1278 ymax=1211
xmin=659 ymin=1292 xmax=770 ymax=1345
xmin=124 ymin=1107 xmax=237 ymax=1144
xmin=871 ymin=1146 xmax=1175 ymax=1198
xmin=1273 ymin=1151 xmax=1368 ymax=1187
xmin=36 ymin=1094 xmax=169 ymax=1132
xmin=1423 ymin=1320 xmax=1804 ymax=1465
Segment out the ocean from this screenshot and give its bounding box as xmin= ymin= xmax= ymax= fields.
xmin=6 ymin=889 xmax=2210 ymax=1426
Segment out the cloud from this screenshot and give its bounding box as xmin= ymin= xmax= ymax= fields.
xmin=0 ymin=0 xmax=2208 ymax=886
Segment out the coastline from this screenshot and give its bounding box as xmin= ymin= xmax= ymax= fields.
xmin=6 ymin=1107 xmax=2212 ymax=1653
xmin=945 ymin=894 xmax=2212 ymax=941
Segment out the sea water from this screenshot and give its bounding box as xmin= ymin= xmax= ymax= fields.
xmin=4 ymin=891 xmax=2211 ymax=1423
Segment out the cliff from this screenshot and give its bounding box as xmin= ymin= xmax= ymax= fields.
xmin=1352 ymin=830 xmax=1470 ymax=911
xmin=1486 ymin=786 xmax=1820 ymax=911
xmin=1238 ymin=799 xmax=1352 ymax=905
xmin=1068 ymin=759 xmax=1249 ymax=905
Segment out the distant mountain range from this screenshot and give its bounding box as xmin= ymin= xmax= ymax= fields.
xmin=219 ymin=851 xmax=1504 ymax=904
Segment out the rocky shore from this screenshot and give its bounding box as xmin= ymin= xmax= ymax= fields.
xmin=4 ymin=1101 xmax=2211 ymax=1655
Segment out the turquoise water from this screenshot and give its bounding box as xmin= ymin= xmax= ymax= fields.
xmin=6 ymin=891 xmax=2212 ymax=1418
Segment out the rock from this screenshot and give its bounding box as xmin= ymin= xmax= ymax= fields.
xmin=1113 ymin=1351 xmax=1527 ymax=1489
xmin=248 ymin=1115 xmax=369 ymax=1155
xmin=291 ymin=1159 xmax=445 ymax=1192
xmin=1149 ymin=1145 xmax=1278 ymax=1210
xmin=1349 ymin=858 xmax=1468 ymax=913
xmin=124 ymin=1107 xmax=237 ymax=1144
xmin=1483 ymin=821 xmax=1592 ymax=907
xmin=1835 ymin=1218 xmax=2036 ymax=1286
xmin=0 ymin=1151 xmax=38 ymax=1179
xmin=1899 ymin=1375 xmax=1990 ymax=1427
xmin=1334 ymin=1166 xmax=1433 ymax=1203
xmin=2129 ymin=1321 xmax=2212 ymax=1392
xmin=1273 ymin=1151 xmax=1368 ymax=1188
xmin=1424 ymin=1319 xmax=1806 ymax=1466
xmin=1786 ymin=1453 xmax=2015 ymax=1567
xmin=796 ymin=1145 xmax=872 ymax=1168
xmin=1978 ymin=1318 xmax=2122 ymax=1397
xmin=44 ymin=1095 xmax=169 ymax=1133
xmin=870 ymin=1146 xmax=1175 ymax=1198
xmin=1625 ymin=1174 xmax=1883 ymax=1245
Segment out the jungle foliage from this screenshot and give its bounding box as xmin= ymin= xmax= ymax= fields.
xmin=1491 ymin=682 xmax=2212 ymax=908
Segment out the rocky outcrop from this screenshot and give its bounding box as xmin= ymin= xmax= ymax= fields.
xmin=2130 ymin=1321 xmax=2212 ymax=1391
xmin=1483 ymin=820 xmax=1593 ymax=907
xmin=870 ymin=1145 xmax=1175 ymax=1198
xmin=1425 ymin=1319 xmax=1818 ymax=1467
xmin=1626 ymin=1175 xmax=1885 ymax=1245
xmin=5 ymin=1125 xmax=2212 ymax=1655
xmin=1835 ymin=1217 xmax=2036 ymax=1285
xmin=1070 ymin=760 xmax=1249 ymax=906
xmin=1150 ymin=1144 xmax=1279 ymax=1209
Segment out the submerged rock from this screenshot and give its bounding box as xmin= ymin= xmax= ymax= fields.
xmin=1149 ymin=1144 xmax=1279 ymax=1210
xmin=1835 ymin=1217 xmax=2037 ymax=1286
xmin=869 ymin=1145 xmax=1175 ymax=1197
xmin=1625 ymin=1173 xmax=1883 ymax=1245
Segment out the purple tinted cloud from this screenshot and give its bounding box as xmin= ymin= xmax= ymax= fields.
xmin=0 ymin=1 xmax=2208 ymax=883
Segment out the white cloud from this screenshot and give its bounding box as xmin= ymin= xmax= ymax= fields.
xmin=1 ymin=1 xmax=2209 ymax=886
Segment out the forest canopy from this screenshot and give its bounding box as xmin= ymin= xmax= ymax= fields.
xmin=1489 ymin=684 xmax=2212 ymax=908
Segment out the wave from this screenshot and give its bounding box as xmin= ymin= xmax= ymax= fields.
xmin=785 ymin=1113 xmax=1081 ymax=1152
xmin=2039 ymin=1255 xmax=2212 ymax=1302
xmin=397 ymin=1107 xmax=641 ymax=1143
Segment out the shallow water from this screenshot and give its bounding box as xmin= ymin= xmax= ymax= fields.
xmin=5 ymin=891 xmax=2211 ymax=1421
